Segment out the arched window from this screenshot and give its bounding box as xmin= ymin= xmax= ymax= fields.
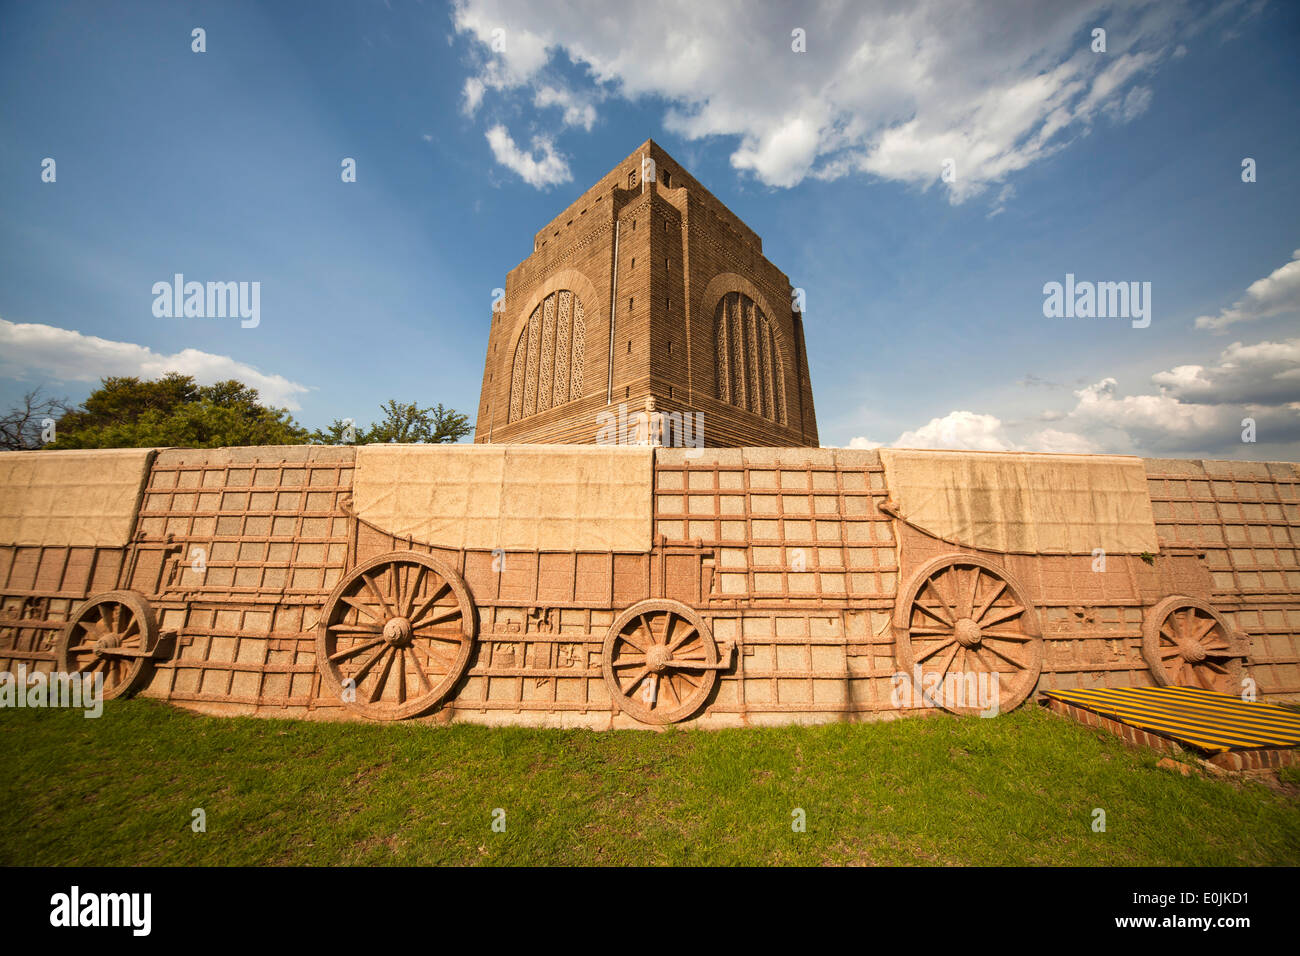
xmin=508 ymin=290 xmax=586 ymax=422
xmin=714 ymin=292 xmax=787 ymax=425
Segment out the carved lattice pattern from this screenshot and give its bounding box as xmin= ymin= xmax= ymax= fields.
xmin=508 ymin=290 xmax=587 ymax=423
xmin=714 ymin=292 xmax=786 ymax=425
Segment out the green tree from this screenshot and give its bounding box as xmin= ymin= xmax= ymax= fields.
xmin=310 ymin=400 xmax=472 ymax=445
xmin=47 ymin=373 xmax=310 ymax=449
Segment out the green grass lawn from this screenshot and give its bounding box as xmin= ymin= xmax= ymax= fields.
xmin=2 ymin=700 xmax=1297 ymax=866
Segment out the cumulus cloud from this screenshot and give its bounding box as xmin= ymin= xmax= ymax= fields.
xmin=1151 ymin=338 xmax=1300 ymax=406
xmin=847 ymin=334 xmax=1300 ymax=456
xmin=484 ymin=125 xmax=572 ymax=188
xmin=533 ymin=85 xmax=598 ymax=131
xmin=452 ymin=0 xmax=1219 ymax=200
xmin=850 ymin=410 xmax=1098 ymax=454
xmin=0 ymin=318 xmax=311 ymax=410
xmin=1193 ymin=249 xmax=1300 ymax=331
xmin=895 ymin=410 xmax=1016 ymax=451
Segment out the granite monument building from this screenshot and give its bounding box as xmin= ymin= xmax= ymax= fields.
xmin=473 ymin=139 xmax=819 ymax=447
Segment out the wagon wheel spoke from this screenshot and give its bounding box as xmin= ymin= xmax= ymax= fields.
xmin=409 ymin=642 xmax=456 ymax=675
xmin=360 ymin=572 xmax=395 ymax=619
xmin=348 ymin=642 xmax=390 ymax=685
xmin=659 ymin=672 xmax=680 ymax=706
xmin=329 ymin=623 xmax=384 ymax=636
xmin=663 ymin=659 xmax=714 ymax=671
xmin=922 ymin=579 xmax=957 ymax=625
xmin=407 ymin=648 xmax=434 ymax=694
xmin=412 ymin=628 xmax=466 ymax=645
xmin=978 ymin=604 xmax=1025 ymax=629
xmin=666 ymin=616 xmax=696 ymax=653
xmin=981 ymin=641 xmax=1027 ymax=670
xmin=930 ymin=573 xmax=961 ymax=624
xmin=673 ymin=669 xmax=701 ymax=690
xmin=341 ymin=595 xmax=385 ymax=625
xmin=330 ymin=637 xmax=384 ymax=662
xmin=395 ymin=648 xmax=408 ymax=703
xmin=914 ymin=638 xmax=955 ymax=664
xmin=413 ymin=606 xmax=461 ymax=629
xmin=638 ymin=614 xmax=657 ymax=648
xmin=932 ymin=642 xmax=960 ymax=682
xmin=1189 ymin=616 xmax=1219 ymax=643
xmin=620 ymin=627 xmax=650 ymax=653
xmin=972 ymin=578 xmax=1007 ymax=623
xmin=367 ymin=647 xmax=397 ymax=703
xmin=913 ymin=602 xmax=953 ymax=628
xmin=408 ymin=580 xmax=451 ymax=627
xmin=961 ymin=568 xmax=980 ymax=619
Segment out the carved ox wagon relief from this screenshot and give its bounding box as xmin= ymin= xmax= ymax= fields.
xmin=0 ymin=445 xmax=1293 ymax=728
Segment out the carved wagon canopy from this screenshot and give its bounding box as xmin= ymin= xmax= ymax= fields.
xmin=878 ymin=449 xmax=1160 ymax=555
xmin=0 ymin=448 xmax=156 ymax=547
xmin=350 ymin=444 xmax=655 ymax=553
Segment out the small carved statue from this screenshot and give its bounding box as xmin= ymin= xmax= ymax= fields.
xmin=633 ymin=396 xmax=665 ymax=446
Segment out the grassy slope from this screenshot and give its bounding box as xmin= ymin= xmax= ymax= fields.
xmin=1 ymin=700 xmax=1296 ymax=866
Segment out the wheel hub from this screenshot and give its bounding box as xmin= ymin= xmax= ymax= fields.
xmin=93 ymin=633 xmax=120 ymax=657
xmin=953 ymin=617 xmax=983 ymax=648
xmin=383 ymin=617 xmax=413 ymax=647
xmin=645 ymin=645 xmax=672 ymax=673
xmin=1179 ymin=638 xmax=1207 ymax=663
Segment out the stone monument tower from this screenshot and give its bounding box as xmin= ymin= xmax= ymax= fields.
xmin=473 ymin=139 xmax=819 ymax=447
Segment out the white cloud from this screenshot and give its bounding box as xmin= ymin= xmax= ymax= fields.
xmin=453 ymin=0 xmax=1213 ymax=200
xmin=0 ymin=318 xmax=311 ymax=410
xmin=848 ymin=436 xmax=883 ymax=450
xmin=1151 ymin=338 xmax=1300 ymax=406
xmin=894 ymin=410 xmax=1015 ymax=450
xmin=533 ymin=85 xmax=598 ymax=131
xmin=1193 ymin=249 xmax=1300 ymax=331
xmin=851 ymin=411 xmax=1099 ymax=454
xmin=484 ymin=125 xmax=572 ymax=188
xmin=462 ymin=77 xmax=486 ymax=115
xmin=1024 ymin=428 xmax=1100 ymax=454
xmin=846 ymin=334 xmax=1300 ymax=456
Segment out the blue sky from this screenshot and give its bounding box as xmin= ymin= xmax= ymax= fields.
xmin=1 ymin=0 xmax=1298 ymax=457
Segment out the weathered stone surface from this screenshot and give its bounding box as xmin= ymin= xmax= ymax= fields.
xmin=473 ymin=139 xmax=819 ymax=449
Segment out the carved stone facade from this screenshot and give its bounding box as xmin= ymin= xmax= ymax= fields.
xmin=508 ymin=290 xmax=585 ymax=422
xmin=3 ymin=446 xmax=1296 ymax=732
xmin=474 ymin=139 xmax=819 ymax=447
xmin=714 ymin=292 xmax=787 ymax=425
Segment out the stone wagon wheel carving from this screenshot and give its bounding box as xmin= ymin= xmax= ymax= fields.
xmin=56 ymin=590 xmax=159 ymax=701
xmin=893 ymin=554 xmax=1043 ymax=716
xmin=603 ymin=599 xmax=720 ymax=725
xmin=1142 ymin=596 xmax=1246 ymax=694
xmin=316 ymin=551 xmax=477 ymax=721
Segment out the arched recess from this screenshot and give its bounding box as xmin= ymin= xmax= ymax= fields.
xmin=700 ymin=272 xmax=791 ymax=426
xmin=504 ymin=268 xmax=603 ymax=423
